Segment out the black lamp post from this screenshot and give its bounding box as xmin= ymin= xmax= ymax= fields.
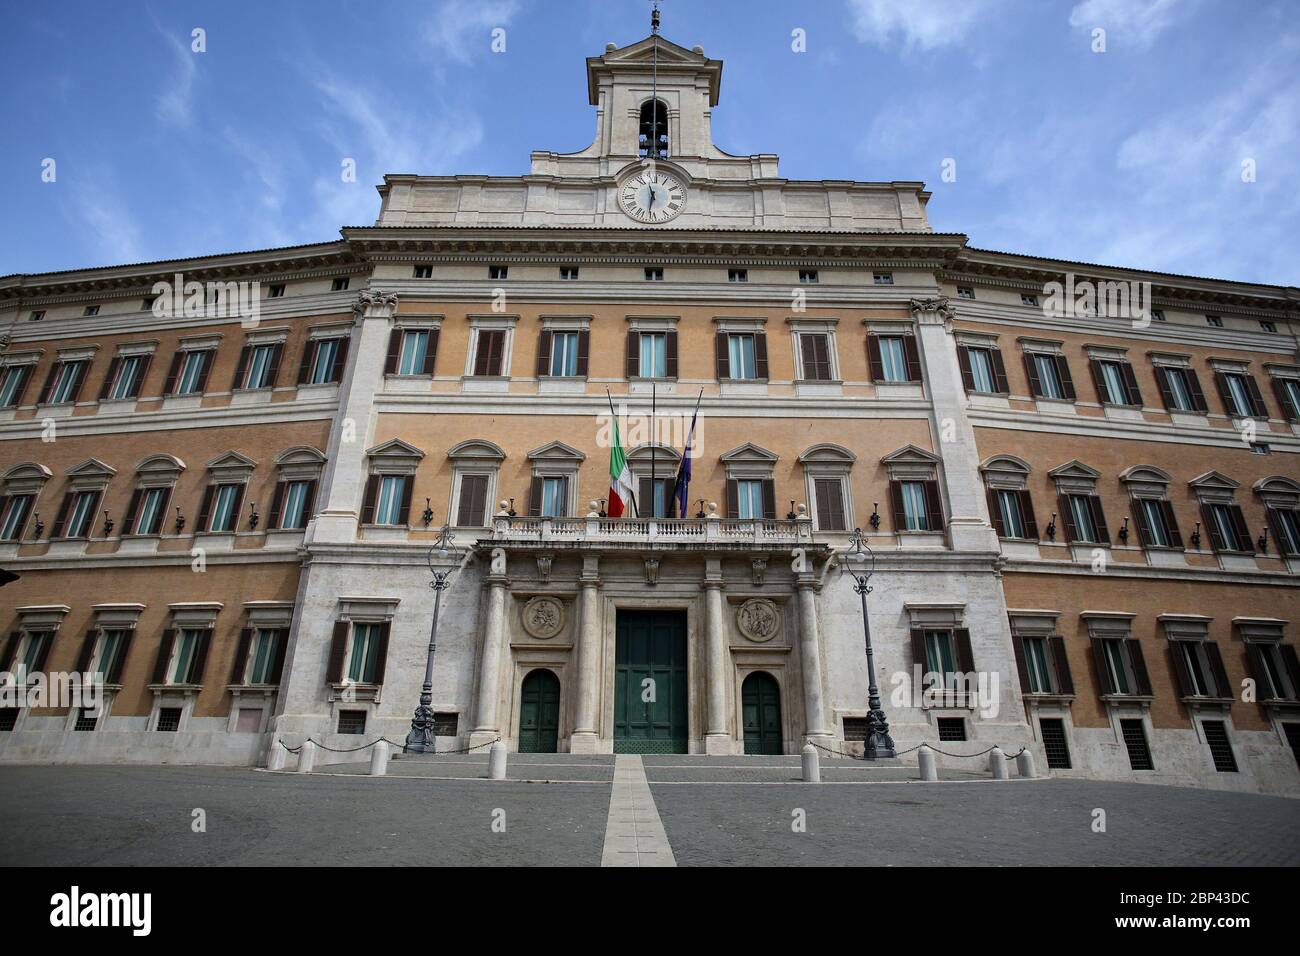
xmin=404 ymin=524 xmax=460 ymax=753
xmin=845 ymin=527 xmax=895 ymax=759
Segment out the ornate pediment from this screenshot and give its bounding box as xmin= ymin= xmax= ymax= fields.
xmin=527 ymin=440 xmax=585 ymax=462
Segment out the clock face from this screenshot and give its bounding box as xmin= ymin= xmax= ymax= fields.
xmin=618 ymin=170 xmax=687 ymax=223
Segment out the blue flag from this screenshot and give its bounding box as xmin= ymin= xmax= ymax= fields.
xmin=672 ymin=408 xmax=698 ymax=518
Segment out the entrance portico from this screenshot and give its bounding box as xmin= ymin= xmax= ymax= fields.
xmin=468 ymin=511 xmax=834 ymax=756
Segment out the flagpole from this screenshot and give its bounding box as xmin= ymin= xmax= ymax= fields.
xmin=650 ymin=382 xmax=656 ymax=520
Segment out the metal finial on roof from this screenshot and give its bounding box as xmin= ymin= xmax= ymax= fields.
xmin=651 ymin=1 xmax=660 ymax=35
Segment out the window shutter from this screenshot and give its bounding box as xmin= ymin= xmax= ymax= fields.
xmin=956 ymin=346 xmax=976 ymax=392
xmin=1090 ymin=639 xmax=1114 ymax=695
xmin=107 ymin=632 xmax=132 ymax=684
xmin=269 ymin=629 xmax=290 ymax=684
xmin=761 ymin=478 xmax=777 ymax=520
xmin=0 ymin=632 xmax=19 ymax=672
xmin=1126 ymin=639 xmax=1152 ymax=696
xmin=231 ymin=346 xmax=251 ymax=390
xmin=37 ymin=362 xmax=60 ymax=405
xmin=910 ymin=628 xmax=927 ymax=670
xmin=397 ymin=475 xmax=413 ymax=525
xmin=330 ymin=337 xmax=349 ymax=383
xmin=371 ymin=621 xmax=392 ymax=685
xmin=1280 ymin=645 xmax=1300 ymax=701
xmin=472 ymin=332 xmax=490 ymax=376
xmin=384 ymin=328 xmax=403 ymax=375
xmin=1214 ymin=370 xmax=1237 ymax=415
xmin=6 ymin=365 xmax=32 ymax=407
xmin=1244 ymin=643 xmax=1273 ymax=697
xmin=922 ymin=480 xmax=944 ymax=533
xmin=1200 ymin=503 xmax=1226 ymax=552
xmin=1203 ymin=641 xmax=1231 ymax=699
xmin=264 ymin=344 xmax=282 ymax=388
xmin=801 ymin=335 xmax=817 ymax=381
xmin=194 ymin=351 xmax=213 ymax=393
xmin=639 ymin=477 xmax=653 ymax=518
xmin=1088 ymin=359 xmax=1108 ymax=403
xmin=986 ymin=489 xmax=1006 ymax=537
xmin=66 ymin=361 xmax=89 ymax=403
xmin=1227 ymin=504 xmax=1254 ymax=553
xmin=866 ymin=335 xmax=884 ymax=382
xmin=535 ymin=330 xmax=553 ymax=377
xmin=76 ymin=629 xmax=98 ymax=674
xmin=714 ymin=331 xmax=730 ymax=379
xmin=1012 ymin=635 xmax=1032 ymax=693
xmin=1268 ymin=508 xmax=1293 ymax=557
xmin=50 ymin=492 xmax=73 ymax=538
xmin=488 ymin=330 xmax=505 ymax=375
xmin=527 ymin=476 xmax=543 ymax=517
xmin=267 ymin=481 xmax=287 ymax=530
xmin=902 ymin=335 xmax=922 ymax=383
xmin=625 ymin=331 xmax=641 ymax=378
xmin=576 ymin=330 xmax=590 ymax=376
xmin=98 ymin=357 xmax=121 ymax=401
xmin=989 ymin=348 xmax=1010 ymax=393
xmin=1058 ymin=494 xmax=1079 ymax=543
xmin=1184 ymin=368 xmax=1209 ymax=411
xmin=303 ymin=480 xmax=318 ymax=523
xmin=725 ymin=478 xmax=739 ymax=519
xmin=83 ymin=491 xmax=103 ymax=537
xmin=1243 ymin=375 xmax=1268 ymax=417
xmin=229 ymin=628 xmax=254 ymax=684
xmin=1131 ymin=497 xmax=1153 ymax=547
xmin=122 ymin=488 xmax=143 ymax=535
xmin=889 ymin=480 xmax=907 ymax=532
xmin=422 ymin=329 xmax=439 ymax=376
xmin=188 ymin=628 xmax=212 ymax=684
xmin=325 ymin=621 xmax=349 ymax=684
xmin=953 ymin=628 xmax=975 ymax=672
xmin=196 ymin=485 xmax=215 ymax=533
xmin=1055 ymin=355 xmax=1076 ymax=400
xmin=228 ymin=484 xmax=246 ymax=533
xmin=1018 ymin=490 xmax=1039 ymax=539
xmin=1087 ymin=495 xmax=1110 ymax=543
xmin=1154 ymin=366 xmax=1176 ymax=410
xmin=1272 ymin=378 xmax=1300 ymax=422
xmin=814 ymin=478 xmax=845 ymax=530
xmin=151 ymin=629 xmax=176 ymax=685
xmin=665 ymin=330 xmax=678 ymax=378
xmin=457 ymin=475 xmax=488 ymax=526
xmin=1169 ymin=641 xmax=1195 ymax=697
xmin=296 ymin=341 xmax=315 ymax=384
xmin=1023 ymin=352 xmax=1043 ymax=397
xmin=1120 ymin=362 xmax=1143 ymax=406
xmin=1159 ymin=500 xmax=1183 ymax=549
xmin=360 ymin=476 xmax=379 ymax=525
xmin=1048 ymin=636 xmax=1073 ymax=695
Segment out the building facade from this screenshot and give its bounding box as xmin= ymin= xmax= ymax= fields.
xmin=1 ymin=34 xmax=1298 ymax=793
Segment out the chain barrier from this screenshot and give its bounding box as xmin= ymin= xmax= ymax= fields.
xmin=276 ymin=736 xmax=500 ymax=758
xmin=809 ymin=740 xmax=1027 ymax=762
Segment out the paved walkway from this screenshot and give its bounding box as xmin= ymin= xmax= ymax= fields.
xmin=599 ymin=755 xmax=677 ymax=867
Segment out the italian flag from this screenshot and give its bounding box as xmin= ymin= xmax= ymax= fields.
xmin=608 ymin=416 xmax=636 ymax=517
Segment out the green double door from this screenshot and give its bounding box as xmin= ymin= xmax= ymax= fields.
xmin=518 ymin=668 xmax=560 ymax=753
xmin=742 ymin=672 xmax=783 ymax=755
xmin=613 ymin=610 xmax=688 ymax=754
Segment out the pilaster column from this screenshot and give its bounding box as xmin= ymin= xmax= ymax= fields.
xmin=469 ymin=574 xmax=508 ymax=748
xmin=310 ymin=290 xmax=398 ymax=544
xmin=795 ymin=580 xmax=832 ymax=743
xmin=910 ymin=296 xmax=999 ymax=552
xmin=570 ymin=556 xmax=601 ymax=754
xmin=703 ymin=560 xmax=730 ymax=755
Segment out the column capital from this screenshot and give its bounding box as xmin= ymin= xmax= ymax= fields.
xmin=354 ymin=290 xmax=399 ymax=318
xmin=909 ymin=295 xmax=954 ymax=330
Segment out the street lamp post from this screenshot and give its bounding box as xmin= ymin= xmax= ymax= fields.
xmin=845 ymin=527 xmax=896 ymax=759
xmin=405 ymin=524 xmax=460 ymax=754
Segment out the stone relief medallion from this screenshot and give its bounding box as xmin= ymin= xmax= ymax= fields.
xmin=736 ymin=598 xmax=780 ymax=643
xmin=521 ymin=596 xmax=565 ymax=640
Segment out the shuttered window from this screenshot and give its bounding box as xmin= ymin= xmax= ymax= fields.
xmin=398 ymin=331 xmax=430 ymax=375
xmin=1022 ymin=637 xmax=1053 ymax=694
xmin=248 ymin=629 xmax=281 ymax=685
xmin=473 ymin=330 xmax=506 ymax=376
xmin=63 ymin=490 xmax=99 ymax=538
xmin=639 ymin=332 xmax=668 ymax=377
xmin=549 ymin=331 xmax=581 ymax=376
xmin=735 ymin=479 xmax=765 ymax=519
xmin=813 ymin=478 xmax=846 ymax=531
xmin=279 ymin=481 xmax=313 ymax=530
xmin=374 ymin=476 xmax=408 ymax=525
xmin=0 ymin=495 xmax=33 ymax=541
xmin=456 ymin=474 xmax=490 ymax=526
xmin=0 ymin=364 xmax=33 ymax=407
xmin=967 ymin=347 xmax=996 ymax=392
xmin=347 ymin=623 xmax=384 ymax=683
xmin=799 ymin=333 xmax=833 ymax=381
xmin=728 ymin=334 xmax=757 ymax=379
xmin=900 ymin=481 xmax=928 ymax=531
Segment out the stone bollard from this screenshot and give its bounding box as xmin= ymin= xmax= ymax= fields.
xmin=297 ymin=739 xmax=316 ymax=774
xmin=266 ymin=741 xmax=286 ymax=771
xmin=488 ymin=741 xmax=507 ymax=780
xmin=989 ymin=746 xmax=1008 ymax=780
xmin=801 ymin=743 xmax=821 ymax=783
xmin=1016 ymin=749 xmax=1037 ymax=779
xmin=369 ymin=740 xmax=390 ymax=776
xmin=917 ymin=744 xmax=938 ymax=781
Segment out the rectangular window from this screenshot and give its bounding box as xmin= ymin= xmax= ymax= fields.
xmin=268 ymin=283 xmax=286 ymax=298
xmin=91 ymin=629 xmax=127 ymax=680
xmin=279 ymin=480 xmax=312 ymax=530
xmin=84 ymin=305 xmax=100 ymax=316
xmin=1179 ymin=641 xmax=1212 ymax=697
xmin=243 ymin=345 xmax=276 ymax=389
xmin=0 ymin=365 xmax=30 ymax=407
xmin=456 ymin=474 xmax=490 ymax=526
xmin=638 ymin=332 xmax=667 ymax=378
xmin=727 ymin=334 xmax=757 ymax=380
xmin=798 ymin=270 xmax=818 ymax=284
xmin=1098 ymin=361 xmax=1128 ymax=404
xmin=209 ymin=484 xmax=241 ymax=533
xmin=156 ymin=707 xmax=182 ymax=732
xmin=1222 ymin=373 xmax=1253 ymax=417
xmin=413 ymin=264 xmax=433 ymax=279
xmin=337 ymin=710 xmax=367 ymax=734
xmin=1150 ymin=309 xmax=1165 ymax=321
xmin=996 ymin=489 xmax=1026 ymax=538
xmin=347 ymin=623 xmax=383 ymax=683
xmin=310 ymin=339 xmax=341 ymax=385
xmin=559 ymin=266 xmax=579 ymax=280
xmin=109 ymin=354 xmax=145 ymax=399
xmin=331 ymin=277 xmax=350 ymax=292
xmin=936 ymin=717 xmax=967 ymax=741
xmin=877 ymin=336 xmax=908 ymax=383
xmin=956 ymin=287 xmax=975 ymax=300
xmin=374 ymin=475 xmax=407 ymax=525
xmin=1272 ymin=507 xmax=1300 ymax=556
xmin=549 ymin=331 xmax=581 ymax=377
xmin=799 ymin=333 xmax=833 ymax=381
xmin=925 ymin=630 xmax=958 ymax=687
xmin=1202 ymin=720 xmax=1238 ymax=772
xmin=1252 ymin=642 xmax=1296 ymax=701
xmin=1282 ymin=379 xmax=1300 ymax=419
xmin=1206 ymin=315 xmax=1223 ymax=328
xmin=73 ymin=708 xmax=99 ymax=732
xmin=1163 ymin=367 xmax=1195 ymax=411
xmin=473 ymin=330 xmax=506 ymax=376
xmin=1102 ymin=639 xmax=1131 ymax=695
xmin=248 ymin=628 xmax=281 ymax=684
xmin=170 ymin=629 xmax=203 ymax=684
xmin=873 ymin=272 xmax=894 ymax=285
xmin=29 ymin=310 xmax=45 ymax=322
xmin=432 ymin=713 xmax=459 ymax=736
xmin=728 ymin=269 xmax=748 ymax=283
xmin=1260 ymin=321 xmax=1277 ymax=333
xmin=900 ymin=481 xmax=929 ymax=531
xmin=488 ymin=265 xmax=508 ymax=280
xmin=736 ymin=479 xmax=764 ymax=520
xmin=967 ymin=348 xmax=996 ymax=393
xmin=1207 ymin=503 xmax=1246 ymax=551
xmin=541 ymin=476 xmax=568 ymax=518
xmin=1067 ymin=494 xmax=1099 ymax=543
xmin=1138 ymin=498 xmax=1171 ymax=548
xmin=20 ymin=632 xmax=51 ymax=674
xmin=397 ymin=330 xmax=430 ymax=376
xmin=175 ymin=351 xmax=208 ymax=395
xmin=842 ymin=717 xmax=868 ymax=741
xmin=49 ymin=361 xmax=86 ymax=404
xmin=1023 ymin=637 xmax=1053 ymax=694
xmin=644 ymin=267 xmax=664 ymax=281
xmin=1039 ymin=718 xmax=1072 ymax=769
xmin=1033 ymin=353 xmax=1064 ymax=399
xmin=135 ymin=487 xmax=168 ymax=536
xmin=64 ymin=490 xmax=99 ymax=538
xmin=1120 ymin=719 xmax=1154 ymax=770
xmin=813 ymin=478 xmax=846 ymax=531
xmin=1021 ymin=294 xmax=1039 ymax=307
xmin=0 ymin=495 xmax=33 ymax=540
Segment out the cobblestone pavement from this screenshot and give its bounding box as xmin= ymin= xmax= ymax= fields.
xmin=1 ymin=764 xmax=1296 ymax=866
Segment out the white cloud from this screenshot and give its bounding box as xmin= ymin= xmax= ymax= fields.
xmin=424 ymin=0 xmax=520 ymax=65
xmin=60 ymin=173 xmax=144 ymax=265
xmin=155 ymin=28 xmax=197 ymax=127
xmin=846 ymin=0 xmax=1004 ymax=51
xmin=1068 ymin=0 xmax=1191 ymax=48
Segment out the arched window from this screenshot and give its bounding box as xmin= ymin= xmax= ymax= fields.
xmin=639 ymin=99 xmax=669 ymax=158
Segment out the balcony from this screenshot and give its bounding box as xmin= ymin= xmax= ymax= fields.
xmin=488 ymin=513 xmax=814 ymax=548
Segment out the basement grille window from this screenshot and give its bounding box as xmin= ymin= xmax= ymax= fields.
xmin=337 ymin=710 xmax=367 ymax=735
xmin=331 ymin=277 xmax=351 ymax=292
xmin=1039 ymin=718 xmax=1071 ymax=769
xmin=0 ymin=708 xmax=19 ymax=731
xmin=413 ymin=264 xmax=433 ymax=279
xmin=432 ymin=712 xmax=460 ymax=737
xmin=1201 ymin=720 xmax=1238 ymax=773
xmin=842 ymin=717 xmax=868 ymax=741
xmin=644 ymin=267 xmax=664 ymax=281
xmin=1284 ymin=723 xmax=1300 ymax=770
xmin=1120 ymin=719 xmax=1154 ymax=770
xmin=936 ymin=717 xmax=967 ymax=742
xmin=156 ymin=708 xmax=182 ymax=733
xmin=74 ymin=709 xmax=99 ymax=732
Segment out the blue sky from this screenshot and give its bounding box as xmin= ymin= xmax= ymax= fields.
xmin=1 ymin=0 xmax=1297 ymax=284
